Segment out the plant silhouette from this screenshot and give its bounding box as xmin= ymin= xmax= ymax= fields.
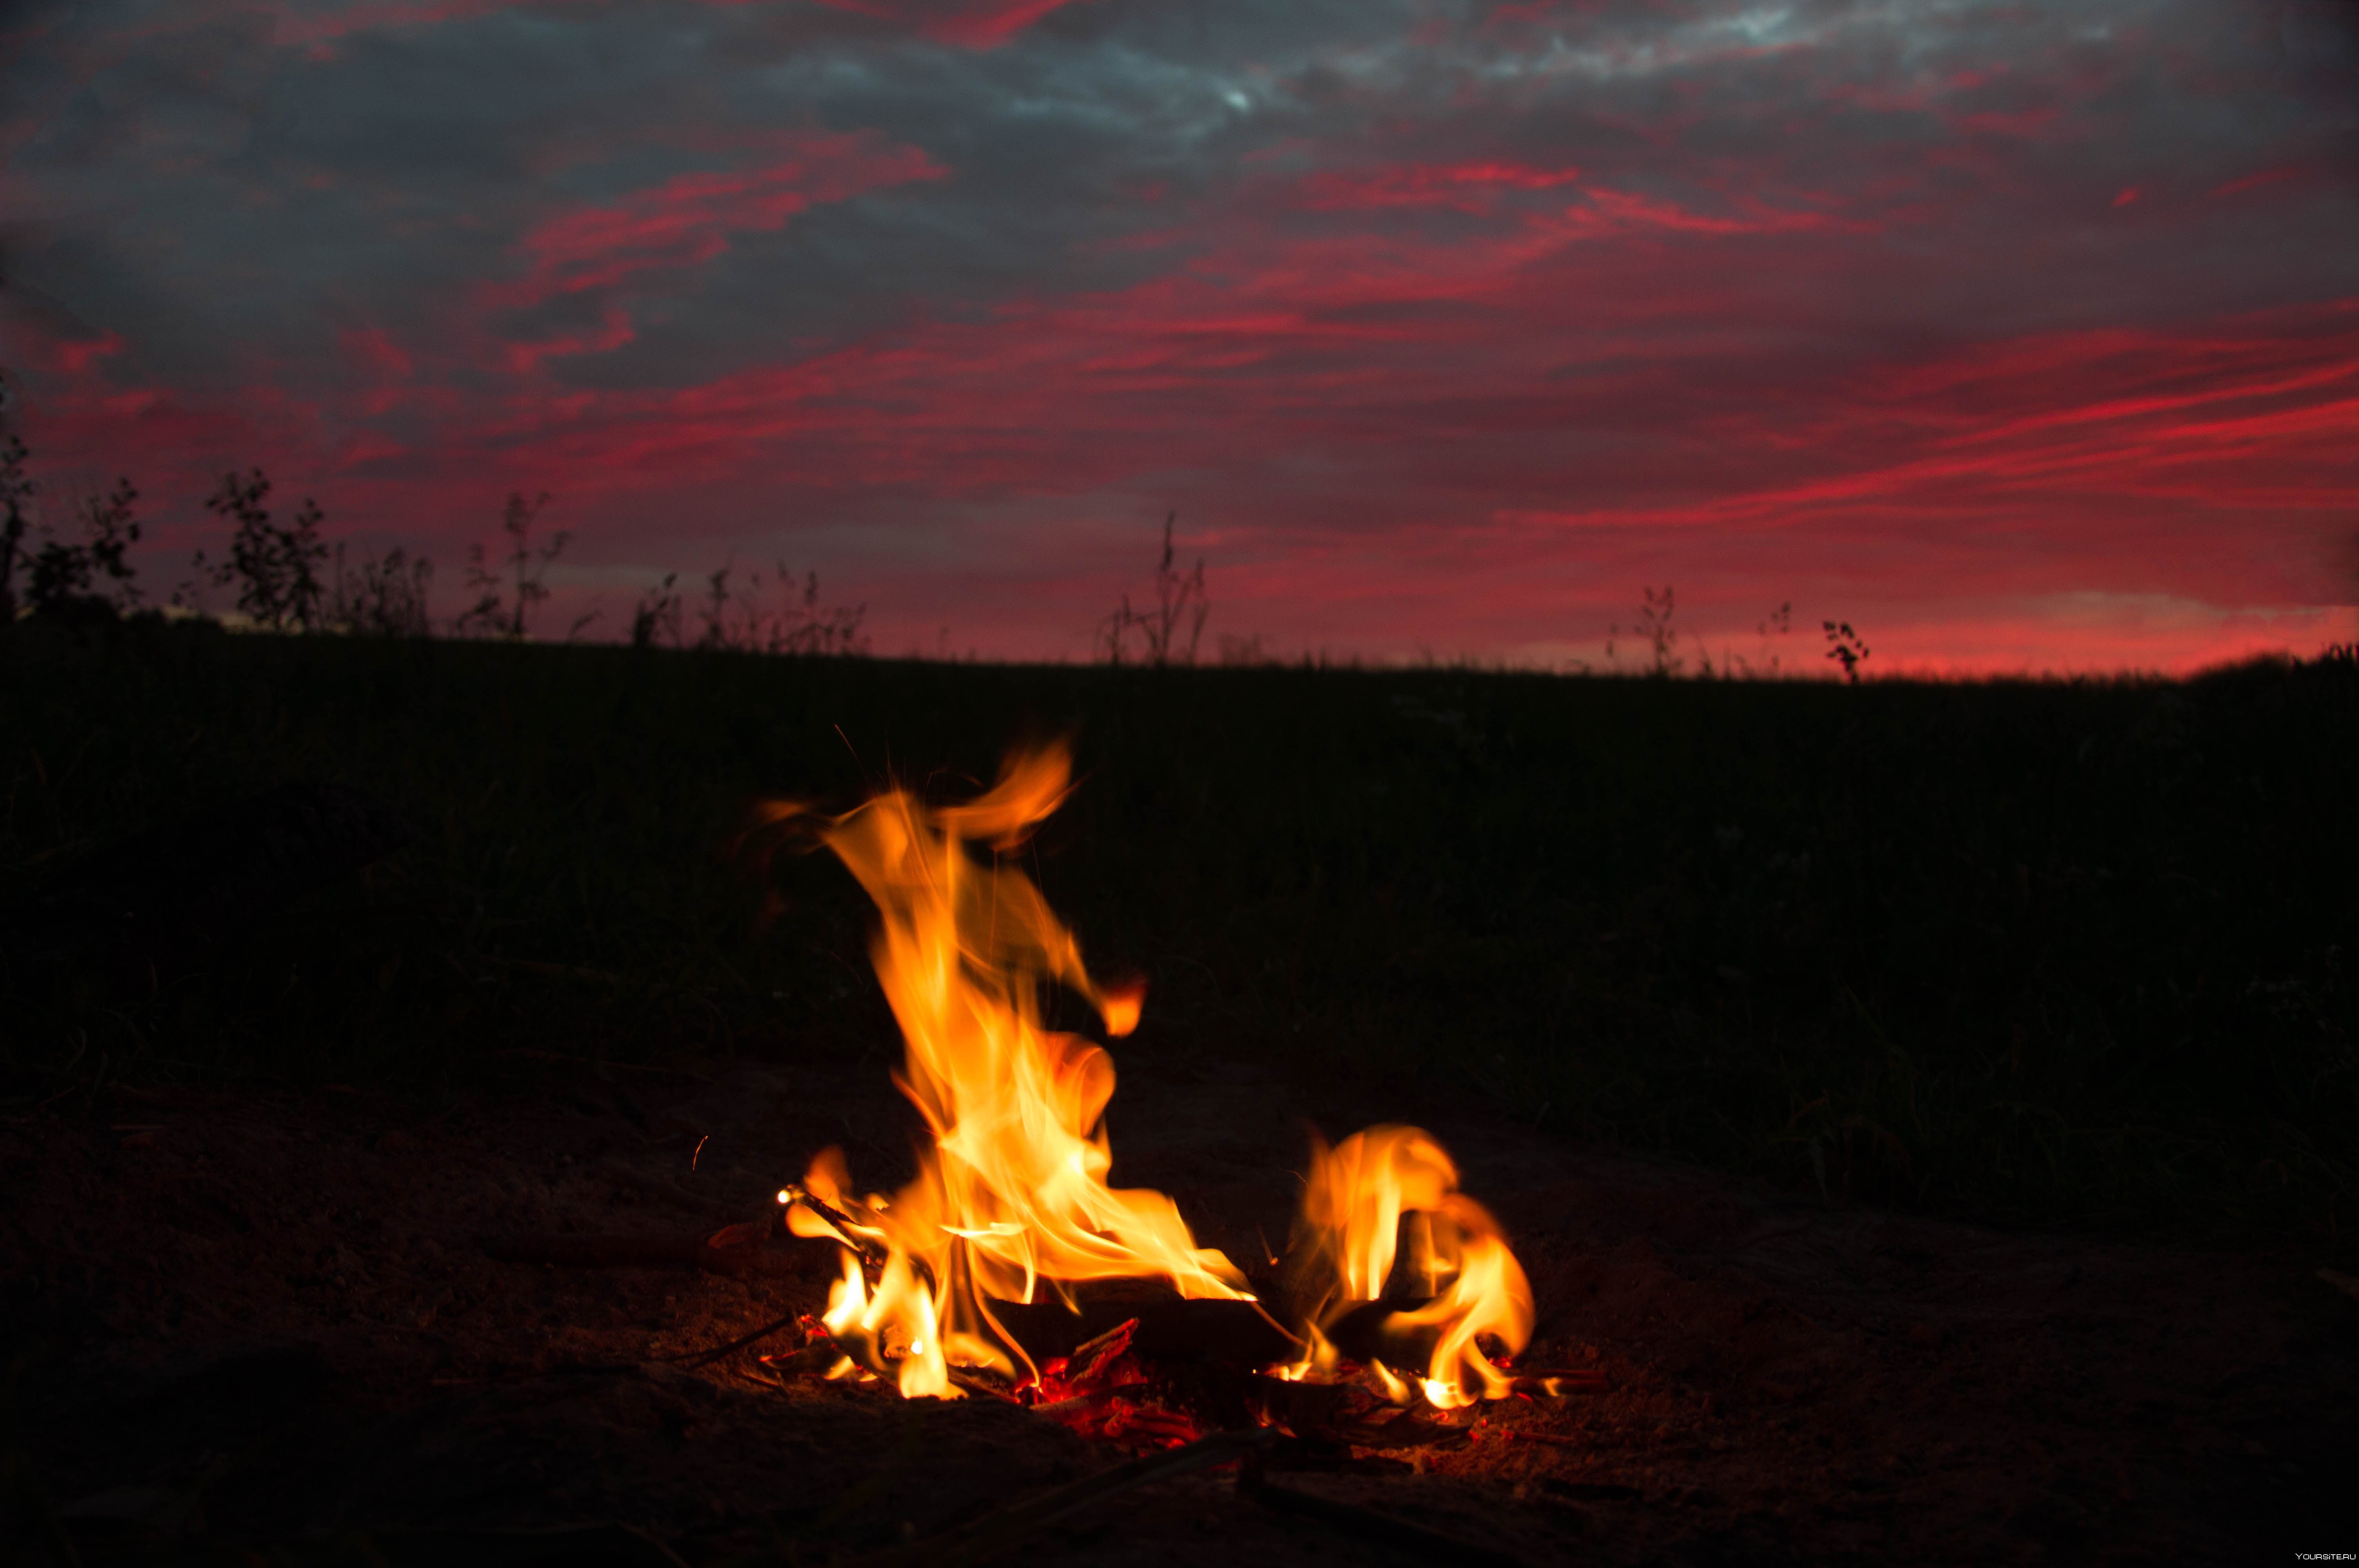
xmin=1099 ymin=512 xmax=1208 ymax=666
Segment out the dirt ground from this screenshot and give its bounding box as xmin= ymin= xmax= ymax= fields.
xmin=5 ymin=1040 xmax=2354 ymax=1566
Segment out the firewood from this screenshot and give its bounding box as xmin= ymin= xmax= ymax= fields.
xmin=778 ymin=1185 xmax=889 ymax=1269
xmin=989 ymin=1295 xmax=1299 ymax=1365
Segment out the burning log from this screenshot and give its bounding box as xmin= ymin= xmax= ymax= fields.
xmin=988 ymin=1294 xmax=1299 ymax=1366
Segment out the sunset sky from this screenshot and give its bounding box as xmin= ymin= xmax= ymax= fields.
xmin=2 ymin=0 xmax=2354 ymax=671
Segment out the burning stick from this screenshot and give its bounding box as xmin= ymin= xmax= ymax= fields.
xmin=776 ymin=1182 xmax=889 ymax=1270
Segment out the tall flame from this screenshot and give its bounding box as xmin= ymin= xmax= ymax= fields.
xmin=767 ymin=741 xmax=1532 ymax=1407
xmin=766 ymin=744 xmax=1246 ymax=1396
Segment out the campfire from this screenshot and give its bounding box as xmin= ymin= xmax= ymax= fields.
xmin=748 ymin=742 xmax=1557 ymax=1437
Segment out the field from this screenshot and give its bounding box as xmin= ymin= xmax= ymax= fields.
xmin=4 ymin=619 xmax=2352 ymax=1247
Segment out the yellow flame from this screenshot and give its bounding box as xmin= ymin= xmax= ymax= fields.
xmin=771 ymin=743 xmax=1247 ymax=1394
xmin=1281 ymin=1126 xmax=1534 ymax=1405
xmin=775 ymin=744 xmax=1533 ymax=1411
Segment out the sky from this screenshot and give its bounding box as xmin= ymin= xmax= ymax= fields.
xmin=1 ymin=0 xmax=2355 ymax=671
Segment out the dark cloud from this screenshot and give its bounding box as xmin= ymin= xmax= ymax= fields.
xmin=1 ymin=0 xmax=2351 ymax=667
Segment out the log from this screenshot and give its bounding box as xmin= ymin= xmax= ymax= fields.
xmin=1319 ymin=1296 xmax=1434 ymax=1363
xmin=988 ymin=1295 xmax=1299 ymax=1367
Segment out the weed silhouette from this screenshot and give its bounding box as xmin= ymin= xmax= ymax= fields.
xmin=458 ymin=490 xmax=566 ymax=640
xmin=329 ymin=544 xmax=433 ymax=637
xmin=200 ymin=469 xmax=327 ymax=630
xmin=22 ymin=477 xmax=141 ymax=622
xmin=1099 ymin=512 xmax=1208 ymax=666
xmin=1824 ymin=620 xmax=1871 ymax=682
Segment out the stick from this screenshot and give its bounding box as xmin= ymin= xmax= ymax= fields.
xmin=1236 ymin=1454 xmax=1528 ymax=1566
xmin=855 ymin=1429 xmax=1284 ymax=1568
xmin=945 ymin=1368 xmax=1021 ymax=1402
xmin=597 ymin=1159 xmax=746 ymax=1221
xmin=778 ymin=1185 xmax=889 ymax=1269
xmin=663 ymin=1309 xmax=809 ymax=1369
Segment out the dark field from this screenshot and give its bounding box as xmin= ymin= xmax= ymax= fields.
xmin=6 ymin=621 xmax=2359 ymax=1566
xmin=4 ymin=620 xmax=2352 ymax=1245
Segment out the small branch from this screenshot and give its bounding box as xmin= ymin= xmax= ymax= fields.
xmin=857 ymin=1429 xmax=1285 ymax=1568
xmin=597 ymin=1158 xmax=745 ymax=1221
xmin=664 ymin=1308 xmax=809 ymax=1370
xmin=778 ymin=1185 xmax=890 ymax=1269
xmin=1236 ymin=1453 xmax=1528 ymax=1566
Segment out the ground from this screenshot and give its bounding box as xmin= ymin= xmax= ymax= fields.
xmin=6 ymin=1038 xmax=2352 ymax=1566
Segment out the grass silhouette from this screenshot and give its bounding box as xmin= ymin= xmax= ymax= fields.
xmin=1 ymin=621 xmax=2351 ymax=1251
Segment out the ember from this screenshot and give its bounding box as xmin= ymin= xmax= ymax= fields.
xmin=756 ymin=742 xmax=1535 ymax=1416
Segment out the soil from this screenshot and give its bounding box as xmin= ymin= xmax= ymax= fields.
xmin=5 ymin=1042 xmax=2353 ymax=1566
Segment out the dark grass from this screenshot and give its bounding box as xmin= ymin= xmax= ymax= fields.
xmin=3 ymin=617 xmax=2354 ymax=1250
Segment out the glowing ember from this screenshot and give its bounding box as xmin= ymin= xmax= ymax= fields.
xmin=761 ymin=742 xmax=1533 ymax=1409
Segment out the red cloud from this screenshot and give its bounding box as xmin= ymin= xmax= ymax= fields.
xmin=483 ymin=136 xmax=945 ymax=318
xmin=2209 ymin=167 xmax=2301 ymax=200
xmin=1298 ymin=162 xmax=1583 ymax=212
xmin=799 ymin=0 xmax=1100 ymax=47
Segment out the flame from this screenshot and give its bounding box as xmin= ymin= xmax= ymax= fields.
xmin=1280 ymin=1126 xmax=1534 ymax=1405
xmin=769 ymin=742 xmax=1533 ymax=1410
xmin=767 ymin=743 xmax=1247 ymax=1395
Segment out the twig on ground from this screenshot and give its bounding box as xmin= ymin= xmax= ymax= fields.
xmin=1236 ymin=1451 xmax=1528 ymax=1566
xmin=597 ymin=1158 xmax=747 ymax=1221
xmin=857 ymin=1428 xmax=1284 ymax=1567
xmin=664 ymin=1309 xmax=809 ymax=1369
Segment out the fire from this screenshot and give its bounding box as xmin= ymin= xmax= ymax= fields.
xmin=1280 ymin=1127 xmax=1535 ymax=1407
xmin=764 ymin=742 xmax=1532 ymax=1408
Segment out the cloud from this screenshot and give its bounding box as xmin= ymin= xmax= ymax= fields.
xmin=0 ymin=0 xmax=2352 ymax=667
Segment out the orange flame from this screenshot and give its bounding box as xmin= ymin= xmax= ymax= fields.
xmin=769 ymin=742 xmax=1532 ymax=1409
xmin=1280 ymin=1127 xmax=1534 ymax=1405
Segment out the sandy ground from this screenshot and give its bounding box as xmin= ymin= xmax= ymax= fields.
xmin=5 ymin=1042 xmax=2354 ymax=1565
